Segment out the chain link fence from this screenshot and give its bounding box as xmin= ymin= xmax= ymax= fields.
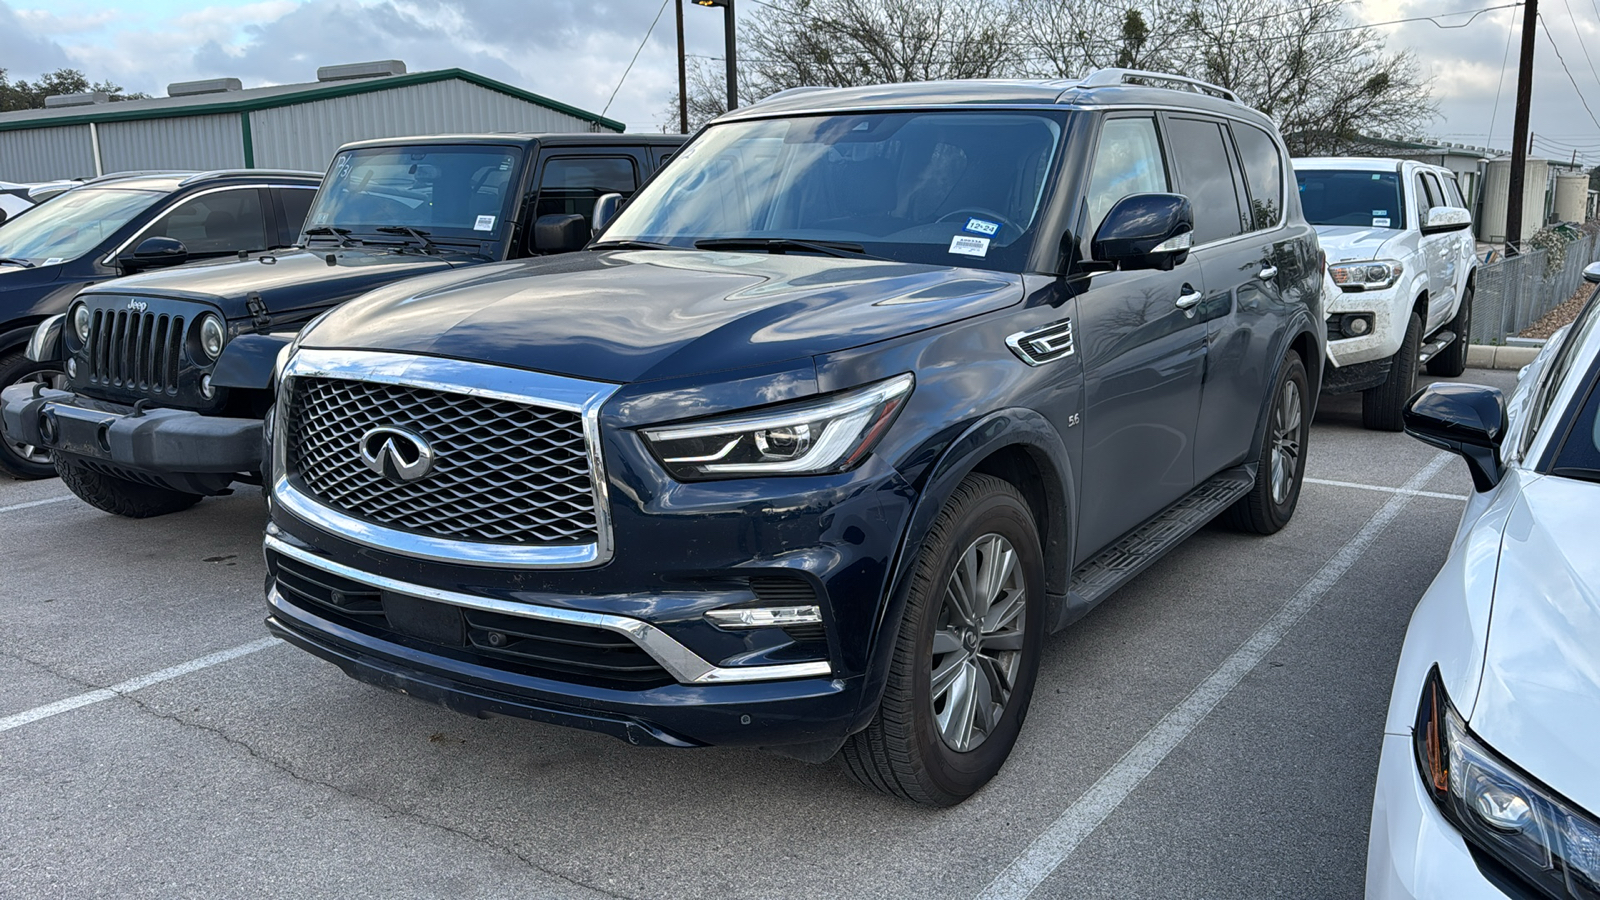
xmin=1470 ymin=230 xmax=1600 ymax=344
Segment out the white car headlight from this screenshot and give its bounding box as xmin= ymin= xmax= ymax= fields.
xmin=643 ymin=374 xmax=913 ymax=480
xmin=72 ymin=304 xmax=91 ymax=342
xmin=198 ymin=314 xmax=226 ymax=360
xmin=1329 ymin=260 xmax=1404 ymax=291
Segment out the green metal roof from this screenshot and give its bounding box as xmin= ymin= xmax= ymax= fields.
xmin=0 ymin=68 xmax=625 ymax=133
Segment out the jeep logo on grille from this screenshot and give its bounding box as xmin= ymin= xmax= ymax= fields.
xmin=126 ymin=299 xmax=148 ymax=313
xmin=359 ymin=426 xmax=435 ymax=484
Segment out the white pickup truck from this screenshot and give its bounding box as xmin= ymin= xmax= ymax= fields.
xmin=1294 ymin=157 xmax=1478 ymax=430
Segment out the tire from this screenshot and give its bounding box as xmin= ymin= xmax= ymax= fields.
xmin=1362 ymin=312 xmax=1422 ymax=432
xmin=1223 ymin=351 xmax=1310 ymax=535
xmin=1425 ymin=285 xmax=1472 ymax=377
xmin=0 ymin=350 xmax=67 ymax=480
xmin=56 ymin=456 xmax=203 ymax=518
xmin=841 ymin=473 xmax=1045 ymax=806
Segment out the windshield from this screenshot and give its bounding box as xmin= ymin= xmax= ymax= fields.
xmin=1295 ymin=170 xmax=1404 ymax=230
xmin=0 ymin=187 xmax=163 ymax=264
xmin=600 ymin=111 xmax=1066 ymax=272
xmin=305 ymin=145 xmax=523 ymax=242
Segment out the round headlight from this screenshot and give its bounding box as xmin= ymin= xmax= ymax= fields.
xmin=72 ymin=304 xmax=91 ymax=342
xmin=199 ymin=314 xmax=226 ymax=360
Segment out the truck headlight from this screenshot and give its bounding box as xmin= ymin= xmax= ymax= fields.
xmin=1329 ymin=260 xmax=1403 ymax=291
xmin=642 ymin=373 xmax=913 ymax=480
xmin=1414 ymin=667 xmax=1600 ymax=897
xmin=72 ymin=304 xmax=91 ymax=343
xmin=198 ymin=314 xmax=226 ymax=360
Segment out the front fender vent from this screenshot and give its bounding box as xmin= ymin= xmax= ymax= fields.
xmin=1006 ymin=319 xmax=1075 ymax=366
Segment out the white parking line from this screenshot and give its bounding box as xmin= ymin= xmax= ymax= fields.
xmin=0 ymin=637 xmax=281 ymax=735
xmin=976 ymin=451 xmax=1454 ymax=900
xmin=0 ymin=495 xmax=74 ymax=514
xmin=1304 ymin=476 xmax=1467 ymax=502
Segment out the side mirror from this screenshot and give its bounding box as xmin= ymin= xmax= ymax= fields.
xmin=120 ymin=236 xmax=188 ymax=272
xmin=592 ymin=193 xmax=624 ymax=234
xmin=1402 ymin=383 xmax=1508 ymax=492
xmin=1583 ymin=261 xmax=1600 ymax=284
xmin=1092 ymin=193 xmax=1195 ymax=271
xmin=532 ymin=214 xmax=592 ymax=254
xmin=1421 ymin=206 xmax=1472 ymax=234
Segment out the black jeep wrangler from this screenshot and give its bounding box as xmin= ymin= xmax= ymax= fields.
xmin=3 ymin=132 xmax=682 ymax=514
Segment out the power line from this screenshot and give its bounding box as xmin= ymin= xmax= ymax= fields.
xmin=1487 ymin=3 xmax=1520 ymax=143
xmin=602 ymin=0 xmax=672 ymax=117
xmin=1537 ymin=13 xmax=1600 ymax=130
xmin=1556 ymin=0 xmax=1600 ymax=86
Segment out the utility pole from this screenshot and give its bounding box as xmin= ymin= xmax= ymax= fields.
xmin=693 ymin=0 xmax=738 ymax=113
xmin=1506 ymin=0 xmax=1538 ymax=256
xmin=676 ymin=0 xmax=688 ymax=133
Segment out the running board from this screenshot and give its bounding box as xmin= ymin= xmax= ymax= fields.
xmin=1056 ymin=466 xmax=1255 ymax=631
xmin=1418 ymin=329 xmax=1457 ymax=365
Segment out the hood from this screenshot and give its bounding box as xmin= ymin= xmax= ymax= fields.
xmin=1312 ymin=225 xmax=1406 ymax=263
xmin=1469 ymin=474 xmax=1600 ymax=814
xmin=0 ymin=261 xmax=64 ymax=289
xmin=304 ymin=249 xmax=1023 ymax=384
xmin=75 ymin=247 xmax=463 ymax=318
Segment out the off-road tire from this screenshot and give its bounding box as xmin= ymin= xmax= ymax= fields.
xmin=56 ymin=456 xmax=203 ymax=518
xmin=1223 ymin=351 xmax=1310 ymax=535
xmin=1425 ymin=285 xmax=1472 ymax=377
xmin=1362 ymin=312 xmax=1422 ymax=432
xmin=0 ymin=350 xmax=65 ymax=480
xmin=841 ymin=473 xmax=1044 ymax=806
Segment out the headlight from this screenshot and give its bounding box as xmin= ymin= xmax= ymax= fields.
xmin=72 ymin=304 xmax=91 ymax=342
xmin=1414 ymin=667 xmax=1600 ymax=897
xmin=642 ymin=373 xmax=913 ymax=479
xmin=198 ymin=314 xmax=226 ymax=360
xmin=1329 ymin=260 xmax=1403 ymax=290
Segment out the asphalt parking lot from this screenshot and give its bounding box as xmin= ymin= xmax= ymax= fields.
xmin=0 ymin=366 xmax=1518 ymax=900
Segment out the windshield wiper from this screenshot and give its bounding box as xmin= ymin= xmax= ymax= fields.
xmin=304 ymin=226 xmax=358 ymax=247
xmin=590 ymin=239 xmax=681 ymax=251
xmin=693 ymin=237 xmax=878 ymax=259
xmin=0 ymin=257 xmax=36 ymax=268
xmin=1552 ymin=465 xmax=1600 ymax=483
xmin=375 ymin=225 xmax=439 ymax=253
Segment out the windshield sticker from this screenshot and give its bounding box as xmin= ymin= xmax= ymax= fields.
xmin=474 ymin=214 xmax=496 ymax=232
xmin=1372 ymin=174 xmax=1382 ymax=180
xmin=949 ymin=235 xmax=991 ymax=257
xmin=1373 ymin=210 xmax=1388 ymax=216
xmin=43 ymin=257 xmax=63 ymax=265
xmin=964 ymin=218 xmax=1000 ymax=236
xmin=1372 ymin=217 xmax=1392 ymax=228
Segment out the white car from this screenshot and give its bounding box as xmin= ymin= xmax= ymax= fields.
xmin=1366 ymin=266 xmax=1600 ymax=898
xmin=1295 ymin=158 xmax=1477 ymax=431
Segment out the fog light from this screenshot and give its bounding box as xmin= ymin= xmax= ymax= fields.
xmin=1349 ymin=317 xmax=1370 ymax=335
xmin=705 ymin=606 xmax=824 ymax=628
xmin=1340 ymin=314 xmax=1374 ymax=338
xmin=66 ymin=358 xmax=77 ymax=378
xmin=200 ymin=374 xmax=215 ymax=399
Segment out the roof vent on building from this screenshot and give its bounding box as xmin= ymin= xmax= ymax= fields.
xmin=316 ymin=60 xmax=407 ymax=82
xmin=168 ymin=77 xmax=243 ymax=97
xmin=44 ymin=91 xmax=110 ymax=108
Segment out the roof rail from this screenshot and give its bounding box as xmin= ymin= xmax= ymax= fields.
xmin=1076 ymin=68 xmax=1239 ymax=104
xmin=85 ymin=170 xmax=192 ymax=184
xmin=757 ymin=85 xmax=831 ymax=104
xmin=179 ymin=168 xmax=322 ymax=185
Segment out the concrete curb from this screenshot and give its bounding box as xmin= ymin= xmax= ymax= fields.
xmin=1467 ymin=344 xmax=1542 ymax=370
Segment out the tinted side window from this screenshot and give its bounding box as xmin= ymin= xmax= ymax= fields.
xmin=1423 ymin=173 xmax=1447 ymax=209
xmin=1083 ymin=117 xmax=1169 ymax=236
xmin=1167 ymin=117 xmax=1246 ymax=244
xmin=1230 ymin=123 xmax=1283 ymax=231
xmin=535 ymin=157 xmax=638 ymax=219
xmin=1445 ymin=176 xmax=1466 ymax=208
xmin=277 ymin=187 xmax=316 ymax=244
xmin=147 ymin=189 xmax=267 ymax=255
xmin=1412 ymin=174 xmax=1432 ymax=223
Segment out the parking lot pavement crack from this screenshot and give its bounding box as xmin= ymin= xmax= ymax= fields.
xmin=113 ymin=694 xmax=641 ymax=900
xmin=0 ymin=642 xmax=107 ymax=694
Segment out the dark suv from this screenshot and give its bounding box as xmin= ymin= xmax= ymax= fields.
xmin=0 ymin=169 xmax=321 ymax=477
xmin=261 ymin=70 xmax=1326 ymax=805
xmin=2 ymin=133 xmax=681 ymax=512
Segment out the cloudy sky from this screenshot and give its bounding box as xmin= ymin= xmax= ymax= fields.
xmin=1 ymin=0 xmax=1598 ymax=162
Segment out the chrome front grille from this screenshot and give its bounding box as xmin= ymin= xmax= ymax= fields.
xmin=286 ymin=376 xmax=599 ymax=546
xmin=87 ymin=308 xmax=184 ymax=394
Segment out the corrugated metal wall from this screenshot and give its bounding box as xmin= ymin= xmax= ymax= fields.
xmin=99 ymin=114 xmax=245 ymax=173
xmin=249 ymin=79 xmax=611 ymax=170
xmin=0 ymin=125 xmax=96 ymax=181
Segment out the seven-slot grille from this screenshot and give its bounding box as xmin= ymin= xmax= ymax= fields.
xmin=87 ymin=307 xmax=185 ymax=394
xmin=286 ymin=376 xmax=599 ymax=546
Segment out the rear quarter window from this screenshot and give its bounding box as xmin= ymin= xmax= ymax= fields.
xmin=1230 ymin=123 xmax=1284 ymax=230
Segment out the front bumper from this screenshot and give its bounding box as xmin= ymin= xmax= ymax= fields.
xmin=1326 ymin=285 xmax=1406 ymax=369
xmin=1366 ymin=732 xmax=1515 ymax=899
xmin=0 ymin=382 xmax=261 ymax=493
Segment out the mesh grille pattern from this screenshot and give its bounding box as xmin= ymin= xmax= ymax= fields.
xmin=287 ymin=376 xmax=598 ymax=546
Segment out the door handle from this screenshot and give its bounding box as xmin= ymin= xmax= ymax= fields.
xmin=1175 ymin=286 xmax=1203 ymax=310
xmin=1257 ymin=265 xmax=1279 ymax=280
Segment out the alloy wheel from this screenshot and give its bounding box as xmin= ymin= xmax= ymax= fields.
xmin=1270 ymin=377 xmax=1303 ymax=506
xmin=3 ymin=367 xmax=67 ymax=465
xmin=930 ymin=533 xmax=1027 ymax=753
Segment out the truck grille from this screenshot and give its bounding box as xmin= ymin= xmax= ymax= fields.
xmin=87 ymin=308 xmax=184 ymax=394
xmin=286 ymin=376 xmax=599 ymax=546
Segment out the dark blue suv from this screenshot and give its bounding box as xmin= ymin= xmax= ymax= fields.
xmin=262 ymin=70 xmax=1326 ymax=805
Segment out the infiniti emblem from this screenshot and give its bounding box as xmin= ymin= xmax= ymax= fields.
xmin=126 ymin=299 xmax=148 ymax=313
xmin=359 ymin=426 xmax=435 ymax=483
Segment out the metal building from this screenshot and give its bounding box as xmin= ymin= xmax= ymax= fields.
xmin=0 ymin=61 xmax=624 ymax=182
